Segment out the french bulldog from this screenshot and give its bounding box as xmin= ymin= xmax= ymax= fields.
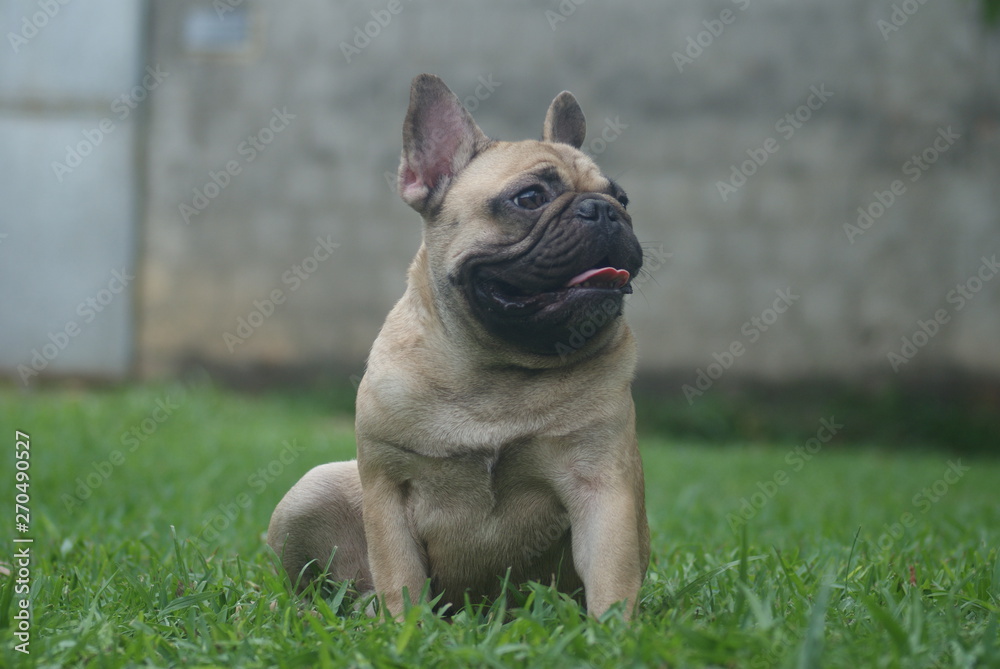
xmin=268 ymin=74 xmax=649 ymax=620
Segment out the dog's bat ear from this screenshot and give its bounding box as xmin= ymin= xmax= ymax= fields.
xmin=542 ymin=91 xmax=586 ymax=149
xmin=398 ymin=74 xmax=491 ymax=214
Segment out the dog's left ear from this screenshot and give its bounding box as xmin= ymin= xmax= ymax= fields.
xmin=542 ymin=91 xmax=586 ymax=149
xmin=399 ymin=74 xmax=490 ymax=214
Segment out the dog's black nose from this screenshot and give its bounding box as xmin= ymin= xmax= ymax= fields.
xmin=575 ymin=197 xmax=619 ymax=225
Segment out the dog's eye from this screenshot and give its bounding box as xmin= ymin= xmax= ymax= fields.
xmin=616 ymin=193 xmax=629 ymax=209
xmin=512 ymin=187 xmax=549 ymax=210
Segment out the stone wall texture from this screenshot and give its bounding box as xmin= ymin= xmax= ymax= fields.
xmin=138 ymin=0 xmax=1000 ymax=385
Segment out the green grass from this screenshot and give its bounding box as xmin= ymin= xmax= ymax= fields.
xmin=1 ymin=381 xmax=998 ymax=668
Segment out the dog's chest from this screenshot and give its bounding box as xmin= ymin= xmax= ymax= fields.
xmin=406 ymin=444 xmax=569 ymax=564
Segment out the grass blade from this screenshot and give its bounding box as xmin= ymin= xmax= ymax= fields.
xmin=160 ymin=590 xmax=223 ymax=617
xmin=797 ymin=578 xmax=832 ymax=669
xmin=669 ymin=555 xmax=766 ymax=605
xmin=861 ymin=593 xmax=909 ymax=654
xmin=775 ymin=548 xmax=807 ymax=600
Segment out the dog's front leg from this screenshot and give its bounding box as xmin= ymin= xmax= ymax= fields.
xmin=558 ymin=444 xmax=648 ymax=621
xmin=358 ymin=450 xmax=427 ymax=620
xmin=569 ymin=488 xmax=645 ymax=619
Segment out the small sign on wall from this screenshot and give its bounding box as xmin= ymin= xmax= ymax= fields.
xmin=182 ymin=2 xmax=262 ymax=59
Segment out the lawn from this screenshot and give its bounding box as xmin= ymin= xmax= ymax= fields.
xmin=1 ymin=380 xmax=998 ymax=667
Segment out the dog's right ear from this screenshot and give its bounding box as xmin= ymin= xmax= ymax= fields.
xmin=398 ymin=74 xmax=490 ymax=214
xmin=542 ymin=91 xmax=586 ymax=149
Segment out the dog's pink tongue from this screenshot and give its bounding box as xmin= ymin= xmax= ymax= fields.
xmin=567 ymin=267 xmax=631 ymax=288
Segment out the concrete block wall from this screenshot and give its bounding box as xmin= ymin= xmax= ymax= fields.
xmin=139 ymin=0 xmax=1000 ymax=385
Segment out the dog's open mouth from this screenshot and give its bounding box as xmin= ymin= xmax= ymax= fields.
xmin=474 ymin=262 xmax=633 ymax=315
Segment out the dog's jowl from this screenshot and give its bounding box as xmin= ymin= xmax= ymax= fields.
xmin=268 ymin=74 xmax=649 ymax=620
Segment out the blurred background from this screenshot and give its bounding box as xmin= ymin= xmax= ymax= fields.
xmin=2 ymin=0 xmax=999 ymax=448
